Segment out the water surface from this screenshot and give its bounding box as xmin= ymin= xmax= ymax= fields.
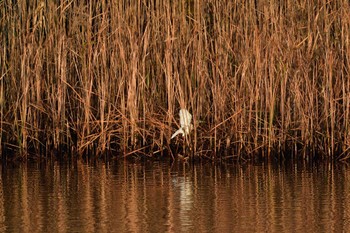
xmin=0 ymin=160 xmax=349 ymax=232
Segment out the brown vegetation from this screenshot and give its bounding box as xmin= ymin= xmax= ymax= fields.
xmin=1 ymin=0 xmax=350 ymax=160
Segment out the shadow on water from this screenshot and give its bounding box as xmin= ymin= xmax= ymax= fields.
xmin=0 ymin=158 xmax=349 ymax=232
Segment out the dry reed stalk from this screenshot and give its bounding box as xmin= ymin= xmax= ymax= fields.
xmin=1 ymin=0 xmax=350 ymax=160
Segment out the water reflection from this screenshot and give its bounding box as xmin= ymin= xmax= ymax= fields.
xmin=0 ymin=160 xmax=349 ymax=232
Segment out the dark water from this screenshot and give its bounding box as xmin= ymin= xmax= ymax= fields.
xmin=0 ymin=159 xmax=349 ymax=232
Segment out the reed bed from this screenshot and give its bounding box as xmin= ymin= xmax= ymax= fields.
xmin=1 ymin=0 xmax=350 ymax=160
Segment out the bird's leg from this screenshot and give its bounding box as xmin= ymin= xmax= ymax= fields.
xmin=182 ymin=138 xmax=186 ymax=157
xmin=184 ymin=133 xmax=191 ymax=160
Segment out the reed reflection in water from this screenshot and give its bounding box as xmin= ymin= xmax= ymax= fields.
xmin=0 ymin=160 xmax=349 ymax=232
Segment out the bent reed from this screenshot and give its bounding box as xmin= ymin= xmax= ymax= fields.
xmin=1 ymin=1 xmax=350 ymax=160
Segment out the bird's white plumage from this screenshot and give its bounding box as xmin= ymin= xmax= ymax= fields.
xmin=180 ymin=109 xmax=192 ymax=130
xmin=171 ymin=109 xmax=193 ymax=139
xmin=171 ymin=128 xmax=184 ymax=139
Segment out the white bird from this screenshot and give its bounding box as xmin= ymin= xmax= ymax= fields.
xmin=171 ymin=109 xmax=193 ymax=139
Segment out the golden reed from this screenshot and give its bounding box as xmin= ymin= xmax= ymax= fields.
xmin=1 ymin=1 xmax=349 ymax=160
